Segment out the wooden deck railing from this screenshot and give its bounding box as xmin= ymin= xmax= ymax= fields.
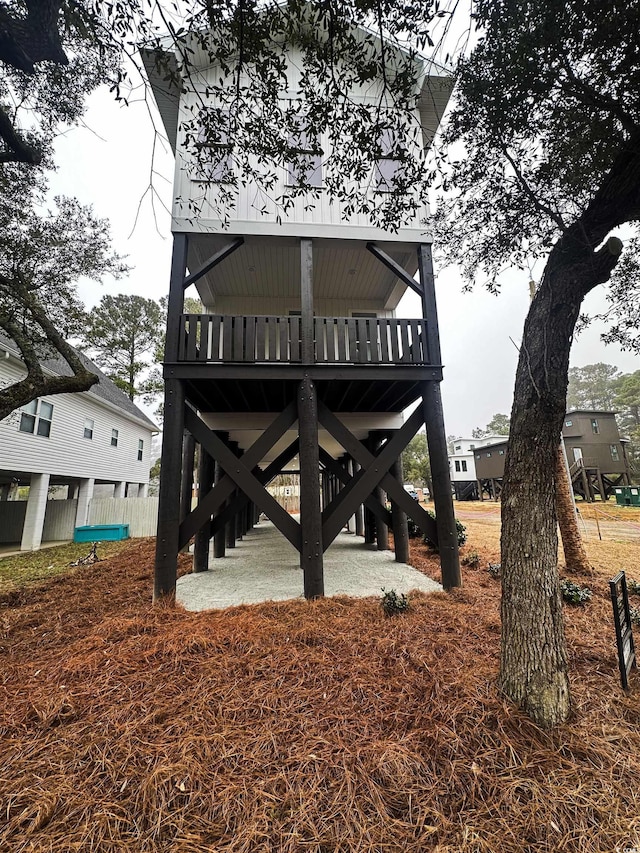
xmin=177 ymin=314 xmax=431 ymax=365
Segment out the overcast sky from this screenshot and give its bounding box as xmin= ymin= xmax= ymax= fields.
xmin=50 ymin=87 xmax=639 ymax=438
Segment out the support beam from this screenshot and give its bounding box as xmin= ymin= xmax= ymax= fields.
xmin=21 ymin=473 xmax=50 ymax=551
xmin=182 ymin=237 xmax=244 ymax=289
xmin=319 ymin=448 xmax=391 ymax=527
xmin=366 ymin=243 xmax=423 ymax=297
xmin=184 ymin=407 xmax=302 ymax=550
xmin=213 ymin=458 xmax=226 ymax=558
xmin=300 ymin=238 xmax=314 ymax=365
xmin=298 ymin=376 xmax=323 ymax=598
xmin=372 ymin=433 xmax=389 ymax=551
xmin=75 ymin=477 xmax=95 ymax=529
xmin=193 ymin=448 xmax=214 ymax=572
xmin=179 ymin=402 xmax=297 ymax=547
xmin=320 ymin=409 xmax=426 ymax=549
xmin=210 ymin=439 xmax=300 ymax=539
xmin=180 ymin=430 xmax=196 ymax=523
xmin=390 ymin=458 xmax=410 ymax=563
xmin=354 ymin=459 xmax=365 ymax=537
xmin=418 ymin=243 xmax=461 ymax=590
xmin=317 ymin=402 xmax=436 ymax=542
xmin=154 ymin=378 xmax=186 ymax=600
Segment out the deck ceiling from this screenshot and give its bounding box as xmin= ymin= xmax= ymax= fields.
xmin=183 ymin=374 xmax=423 ymax=418
xmin=200 ymin=411 xmax=404 ymax=467
xmin=187 ymin=234 xmax=419 ymax=310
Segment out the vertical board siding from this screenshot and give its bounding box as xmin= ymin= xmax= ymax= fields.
xmin=43 ymin=499 xmax=78 ymax=541
xmin=0 ymin=501 xmax=27 ymax=543
xmin=88 ymin=497 xmax=159 ymax=538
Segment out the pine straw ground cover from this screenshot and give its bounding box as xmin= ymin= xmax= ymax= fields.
xmin=1 ymin=534 xmax=640 ymax=852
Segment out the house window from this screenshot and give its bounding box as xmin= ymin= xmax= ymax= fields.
xmin=455 ymin=460 xmax=461 ymax=472
xmin=611 ymin=444 xmax=620 ymax=461
xmin=591 ymin=418 xmax=599 ymax=434
xmin=499 ymin=450 xmax=505 ymax=456
xmin=469 ymin=444 xmax=475 ymax=450
xmin=111 ymin=429 xmax=119 ymax=447
xmin=461 ymin=460 xmax=468 ymax=472
xmin=84 ymin=418 xmax=94 ymax=440
xmin=285 ymin=127 xmax=322 ymax=188
xmin=475 ymin=454 xmax=480 ymax=460
xmin=19 ymin=399 xmax=53 ymax=438
xmin=137 ymin=439 xmax=144 ymax=461
xmin=193 ymin=109 xmax=233 ymax=182
xmin=565 ymin=420 xmax=573 ymax=427
xmin=374 ymin=128 xmax=402 ymax=192
xmin=455 ymin=445 xmax=462 ymax=451
xmin=486 ymin=452 xmax=492 ymax=457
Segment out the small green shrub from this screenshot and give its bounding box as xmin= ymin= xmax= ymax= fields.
xmin=462 ymin=550 xmax=480 ymax=568
xmin=380 ymin=588 xmax=410 ymax=616
xmin=560 ymin=579 xmax=592 ymax=605
xmin=630 ymin=607 xmax=640 ymax=627
xmin=423 ymin=509 xmax=467 ymax=549
xmin=487 ymin=563 xmax=501 ymax=579
xmin=627 ymin=578 xmax=640 ymax=596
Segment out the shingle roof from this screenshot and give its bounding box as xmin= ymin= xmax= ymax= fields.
xmin=0 ymin=331 xmax=158 ymax=431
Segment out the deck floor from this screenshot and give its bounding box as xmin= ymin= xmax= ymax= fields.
xmin=177 ymin=518 xmax=441 ymax=611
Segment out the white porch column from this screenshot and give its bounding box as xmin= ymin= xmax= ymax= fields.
xmin=75 ymin=477 xmax=95 ymax=528
xmin=138 ymin=483 xmax=149 ymax=498
xmin=114 ymin=481 xmax=126 ymax=498
xmin=20 ymin=473 xmax=50 ymax=551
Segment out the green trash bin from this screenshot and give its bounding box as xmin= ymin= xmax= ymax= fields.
xmin=614 ymin=486 xmax=640 ymax=506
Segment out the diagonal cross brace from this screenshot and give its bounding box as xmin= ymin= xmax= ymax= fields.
xmin=319 ymin=449 xmax=392 ymax=528
xmin=319 ymin=407 xmax=426 ymax=549
xmin=210 ymin=439 xmax=300 ymax=538
xmin=317 ymin=402 xmax=438 ymax=544
xmin=179 ymin=402 xmax=297 ymax=547
xmin=184 ymin=407 xmax=301 ymax=551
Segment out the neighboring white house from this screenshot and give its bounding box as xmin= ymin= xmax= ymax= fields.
xmin=0 ymin=333 xmax=158 ymax=550
xmin=449 ymin=435 xmax=509 ymax=483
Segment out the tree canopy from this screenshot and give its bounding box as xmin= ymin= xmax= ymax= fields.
xmin=440 ymin=0 xmax=640 ymax=727
xmin=0 ymin=164 xmax=126 ymax=420
xmin=566 ymin=364 xmax=621 ymax=412
xmin=401 ymin=432 xmax=432 ymax=492
xmin=81 ymin=294 xmax=165 ymax=401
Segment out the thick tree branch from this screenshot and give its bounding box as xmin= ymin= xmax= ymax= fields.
xmin=0 ymin=293 xmax=98 ymax=423
xmin=0 ymin=0 xmax=67 ymax=73
xmin=559 ymin=56 xmax=639 ymax=136
xmin=0 ymin=102 xmax=42 ymax=164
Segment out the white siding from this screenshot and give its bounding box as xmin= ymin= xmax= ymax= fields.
xmin=213 ymin=295 xmax=395 ymax=318
xmin=0 ymin=359 xmax=154 ymax=484
xmin=171 ymin=45 xmax=430 ymax=240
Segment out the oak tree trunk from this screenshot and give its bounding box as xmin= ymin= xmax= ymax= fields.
xmin=500 ymin=235 xmax=622 ymax=729
xmin=555 ymin=446 xmax=591 ymax=574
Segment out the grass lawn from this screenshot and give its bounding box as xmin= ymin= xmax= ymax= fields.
xmin=1 ymin=522 xmax=639 ymax=852
xmin=0 ymin=540 xmax=133 ymax=594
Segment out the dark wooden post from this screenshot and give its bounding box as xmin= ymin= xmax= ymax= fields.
xmin=363 ymin=436 xmax=377 ymax=545
xmin=193 ymin=448 xmax=214 ymax=572
xmin=353 ymin=459 xmax=365 ymax=537
xmin=213 ymin=457 xmax=226 ymax=558
xmin=154 ymin=233 xmax=188 ymax=602
xmin=298 ymin=376 xmax=323 ymax=598
xmin=180 ymin=430 xmax=196 ymax=524
xmin=418 ymin=243 xmax=461 ymax=590
xmin=372 ymin=432 xmax=389 ymax=551
xmin=390 ymin=458 xmax=410 ymax=563
xmin=301 ymin=237 xmax=314 ymax=365
xmin=342 ymin=455 xmax=353 ymax=532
